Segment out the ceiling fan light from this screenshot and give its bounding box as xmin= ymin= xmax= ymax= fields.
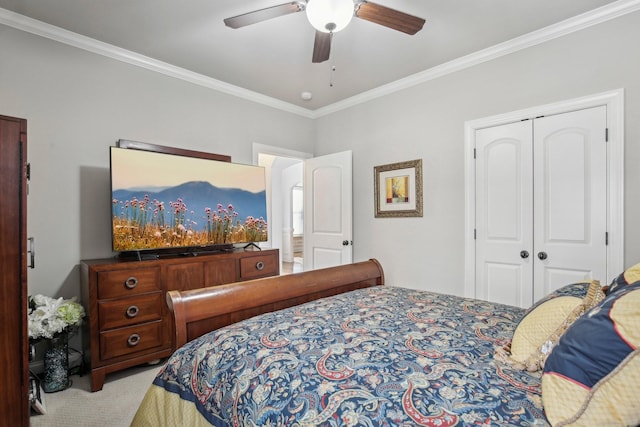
xmin=306 ymin=0 xmax=354 ymax=33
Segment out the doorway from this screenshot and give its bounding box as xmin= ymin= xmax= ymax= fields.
xmin=253 ymin=144 xmax=312 ymax=274
xmin=254 ymin=144 xmax=354 ymax=273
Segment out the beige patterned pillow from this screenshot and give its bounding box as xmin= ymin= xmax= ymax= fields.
xmin=497 ymin=280 xmax=604 ymax=372
xmin=510 ymin=296 xmax=582 ymax=363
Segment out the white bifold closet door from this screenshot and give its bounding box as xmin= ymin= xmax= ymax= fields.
xmin=475 ymin=106 xmax=607 ymax=307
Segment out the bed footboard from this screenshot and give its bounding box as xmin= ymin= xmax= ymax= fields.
xmin=167 ymin=259 xmax=384 ymax=348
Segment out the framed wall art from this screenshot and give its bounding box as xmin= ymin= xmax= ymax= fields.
xmin=374 ymin=159 xmax=423 ymax=218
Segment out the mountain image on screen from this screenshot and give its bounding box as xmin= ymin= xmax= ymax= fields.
xmin=112 ymin=181 xmax=267 ymax=252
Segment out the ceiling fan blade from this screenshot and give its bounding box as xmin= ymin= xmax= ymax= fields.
xmin=355 ymin=1 xmax=425 ymax=35
xmin=312 ymin=31 xmax=332 ymax=63
xmin=224 ymin=2 xmax=304 ymax=29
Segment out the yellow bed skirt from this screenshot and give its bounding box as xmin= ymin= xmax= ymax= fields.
xmin=130 ymin=384 xmax=212 ymax=427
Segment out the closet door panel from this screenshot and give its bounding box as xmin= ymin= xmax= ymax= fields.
xmin=533 ymin=106 xmax=607 ymax=299
xmin=545 ymin=133 xmax=587 ymax=241
xmin=475 ymin=121 xmax=533 ymax=307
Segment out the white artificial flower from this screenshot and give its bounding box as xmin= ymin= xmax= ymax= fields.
xmin=28 ymin=294 xmax=85 ymax=340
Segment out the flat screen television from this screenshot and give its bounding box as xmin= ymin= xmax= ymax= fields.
xmin=110 ymin=144 xmax=268 ymax=256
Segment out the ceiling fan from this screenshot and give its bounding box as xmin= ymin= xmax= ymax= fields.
xmin=224 ymin=0 xmax=425 ymax=63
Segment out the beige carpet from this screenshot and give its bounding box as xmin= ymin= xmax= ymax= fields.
xmin=30 ymin=364 xmax=161 ymax=427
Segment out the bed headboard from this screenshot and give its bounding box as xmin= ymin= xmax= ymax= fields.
xmin=167 ymin=259 xmax=385 ymax=348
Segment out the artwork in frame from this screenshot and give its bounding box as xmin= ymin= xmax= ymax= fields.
xmin=374 ymin=159 xmax=423 ymax=218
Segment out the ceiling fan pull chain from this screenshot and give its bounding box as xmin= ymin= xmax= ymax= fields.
xmin=330 ymin=64 xmax=336 ymax=87
xmin=328 ymin=31 xmax=337 ymax=87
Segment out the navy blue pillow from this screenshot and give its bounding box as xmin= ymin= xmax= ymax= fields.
xmin=544 ymin=282 xmax=639 ymax=386
xmin=541 ymin=281 xmax=640 ymax=426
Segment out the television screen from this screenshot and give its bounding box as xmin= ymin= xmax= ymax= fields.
xmin=110 ymin=146 xmax=267 ymax=253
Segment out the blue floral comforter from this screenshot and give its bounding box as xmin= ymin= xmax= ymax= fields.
xmin=152 ymin=286 xmax=546 ymax=426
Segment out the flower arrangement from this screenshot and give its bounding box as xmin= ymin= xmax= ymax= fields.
xmin=28 ymin=294 xmax=85 ymax=341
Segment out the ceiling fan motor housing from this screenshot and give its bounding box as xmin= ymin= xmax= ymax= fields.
xmin=306 ymin=0 xmax=354 ymax=33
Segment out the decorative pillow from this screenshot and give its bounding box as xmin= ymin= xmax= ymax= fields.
xmin=542 ymin=282 xmax=640 ymax=426
xmin=522 ymin=281 xmax=593 ymax=318
xmin=510 ymin=296 xmax=582 ymax=363
xmin=607 ymin=261 xmax=640 ymax=295
xmin=506 ymin=281 xmax=604 ymax=371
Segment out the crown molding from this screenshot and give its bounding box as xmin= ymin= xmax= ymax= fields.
xmin=313 ymin=0 xmax=640 ymax=117
xmin=0 ymin=8 xmax=315 ymax=119
xmin=2 ymin=0 xmax=639 ymax=120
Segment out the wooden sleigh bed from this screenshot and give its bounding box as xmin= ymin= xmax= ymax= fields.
xmin=167 ymin=259 xmax=385 ymax=349
xmin=131 ymin=259 xmax=640 ymax=427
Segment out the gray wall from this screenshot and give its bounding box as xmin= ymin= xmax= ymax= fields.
xmin=1 ymin=10 xmax=639 ymax=300
xmin=316 ymin=11 xmax=640 ymax=294
xmin=0 ymin=26 xmax=315 ymax=297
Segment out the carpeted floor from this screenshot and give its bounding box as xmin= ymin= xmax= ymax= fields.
xmin=30 ymin=363 xmax=161 ymax=427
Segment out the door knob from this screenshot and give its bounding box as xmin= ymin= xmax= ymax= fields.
xmin=342 ymin=240 xmax=349 ymax=246
xmin=537 ymin=251 xmax=548 ymax=260
xmin=520 ymin=250 xmax=529 ymax=259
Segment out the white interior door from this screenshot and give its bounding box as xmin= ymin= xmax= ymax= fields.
xmin=475 ymin=106 xmax=608 ymax=307
xmin=475 ymin=121 xmax=534 ymax=307
xmin=532 ymin=106 xmax=607 ymax=300
xmin=303 ymin=151 xmax=352 ymax=271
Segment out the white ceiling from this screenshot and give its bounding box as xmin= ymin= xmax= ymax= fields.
xmin=0 ymin=0 xmax=628 ymax=111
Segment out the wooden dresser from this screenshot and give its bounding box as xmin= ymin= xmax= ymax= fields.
xmin=80 ymin=248 xmax=279 ymax=391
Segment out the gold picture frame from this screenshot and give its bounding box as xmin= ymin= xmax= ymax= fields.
xmin=374 ymin=159 xmax=423 ymax=218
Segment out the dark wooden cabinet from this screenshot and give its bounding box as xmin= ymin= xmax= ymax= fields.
xmin=0 ymin=115 xmax=29 ymax=425
xmin=80 ymin=249 xmax=279 ymax=391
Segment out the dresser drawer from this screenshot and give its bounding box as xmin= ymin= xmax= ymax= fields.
xmin=98 ymin=292 xmax=163 ymax=330
xmin=97 ymin=267 xmax=161 ymax=299
xmin=239 ymin=253 xmax=278 ymax=280
xmin=99 ymin=320 xmax=163 ymax=360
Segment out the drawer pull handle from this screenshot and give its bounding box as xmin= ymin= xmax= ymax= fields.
xmin=126 ymin=305 xmax=139 ymax=318
xmin=255 ymin=261 xmax=265 ymax=271
xmin=127 ymin=334 xmax=141 ymax=346
xmin=125 ymin=277 xmax=138 ymax=289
